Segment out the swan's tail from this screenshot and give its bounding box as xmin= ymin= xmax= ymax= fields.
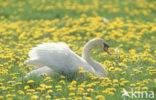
xmin=24 ymin=66 xmax=54 ymax=78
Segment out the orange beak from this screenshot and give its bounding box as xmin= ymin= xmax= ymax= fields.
xmin=104 ymin=47 xmax=111 ymax=55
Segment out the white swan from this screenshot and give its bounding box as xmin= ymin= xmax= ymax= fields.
xmin=24 ymin=38 xmax=111 ymax=78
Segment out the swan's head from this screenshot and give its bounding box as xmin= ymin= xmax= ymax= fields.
xmin=88 ymin=38 xmax=111 ymax=55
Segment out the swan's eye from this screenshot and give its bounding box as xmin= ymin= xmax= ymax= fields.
xmin=103 ymin=43 xmax=109 ymax=48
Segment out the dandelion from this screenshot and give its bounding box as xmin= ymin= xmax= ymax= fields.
xmin=31 ymin=95 xmax=38 ymax=99
xmin=45 ymin=94 xmax=51 ymax=99
xmin=108 ymin=67 xmax=114 ymax=71
xmin=130 ymin=84 xmax=136 ymax=87
xmin=115 ymin=68 xmax=122 ymax=72
xmin=69 ymin=87 xmax=76 ymax=91
xmin=113 ymin=79 xmax=118 ymax=83
xmin=69 ymin=93 xmax=75 ymax=96
xmin=46 ymin=85 xmax=52 ymax=89
xmin=40 ymin=73 xmax=47 ymax=76
xmin=27 ymin=80 xmax=34 ymax=84
xmin=142 ymin=87 xmax=148 ymax=91
xmin=102 ymin=90 xmax=107 ymax=93
xmin=60 ymin=76 xmax=65 ymax=79
xmin=26 ymin=92 xmax=32 ymax=95
xmin=130 ymin=74 xmax=135 ymax=76
xmin=44 ymin=77 xmax=53 ymax=82
xmin=108 ymin=91 xmax=114 ymax=95
xmin=87 ymin=88 xmax=94 ymax=92
xmin=84 ymin=97 xmax=92 ymax=100
xmin=78 ymin=69 xmax=87 ymax=74
xmin=24 ymin=85 xmax=30 ymax=89
xmin=96 ymin=95 xmax=105 ymax=100
xmin=154 ymin=78 xmax=156 ymax=83
xmin=71 ymin=81 xmax=77 ymax=85
xmin=59 ymin=80 xmax=65 ymax=84
xmin=18 ymin=90 xmax=25 ymax=95
xmin=47 ymin=90 xmax=53 ymax=93
xmin=27 ymin=89 xmax=35 ymax=92
xmin=55 ymin=85 xmax=62 ymax=91
xmin=0 ymin=96 xmax=4 ymax=99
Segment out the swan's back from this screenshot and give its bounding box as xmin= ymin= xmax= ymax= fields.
xmin=28 ymin=42 xmax=69 ymax=59
xmin=25 ymin=42 xmax=94 ymax=73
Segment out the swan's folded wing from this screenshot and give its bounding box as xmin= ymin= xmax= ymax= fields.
xmin=28 ymin=42 xmax=69 ymax=59
xmin=26 ymin=42 xmax=78 ymax=71
xmin=25 ymin=42 xmax=68 ymax=68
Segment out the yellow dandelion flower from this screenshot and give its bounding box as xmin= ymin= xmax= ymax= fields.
xmin=47 ymin=90 xmax=53 ymax=93
xmin=69 ymin=93 xmax=75 ymax=96
xmin=18 ymin=90 xmax=25 ymax=95
xmin=130 ymin=74 xmax=135 ymax=76
xmin=130 ymin=83 xmax=136 ymax=87
xmin=71 ymin=80 xmax=77 ymax=85
xmin=69 ymin=87 xmax=76 ymax=91
xmin=115 ymin=68 xmax=122 ymax=72
xmin=88 ymin=72 xmax=94 ymax=77
xmin=55 ymin=85 xmax=62 ymax=88
xmin=108 ymin=91 xmax=114 ymax=95
xmin=0 ymin=96 xmax=4 ymax=99
xmin=44 ymin=77 xmax=52 ymax=81
xmin=142 ymin=87 xmax=148 ymax=91
xmin=26 ymin=92 xmax=32 ymax=95
xmin=83 ymin=92 xmax=88 ymax=96
xmin=59 ymin=80 xmax=65 ymax=84
xmin=87 ymin=88 xmax=94 ymax=92
xmin=78 ymin=67 xmax=87 ymax=74
xmin=24 ymin=85 xmax=30 ymax=89
xmin=46 ymin=85 xmax=52 ymax=89
xmin=27 ymin=80 xmax=34 ymax=84
xmin=27 ymin=89 xmax=35 ymax=92
xmin=40 ymin=73 xmax=47 ymax=76
xmin=96 ymin=95 xmax=105 ymax=100
xmin=45 ymin=94 xmax=51 ymax=99
xmin=31 ymin=95 xmax=38 ymax=99
xmin=120 ymin=82 xmax=125 ymax=86
xmin=102 ymin=90 xmax=107 ymax=93
xmin=154 ymin=78 xmax=156 ymax=83
xmin=7 ymin=81 xmax=14 ymax=84
xmin=84 ymin=97 xmax=92 ymax=100
xmin=113 ymin=79 xmax=118 ymax=83
xmin=60 ymin=76 xmax=65 ymax=79
xmin=109 ymin=66 xmax=114 ymax=70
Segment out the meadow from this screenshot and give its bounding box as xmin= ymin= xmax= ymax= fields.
xmin=0 ymin=0 xmax=156 ymax=100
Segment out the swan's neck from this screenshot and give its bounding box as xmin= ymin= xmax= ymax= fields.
xmin=82 ymin=41 xmax=106 ymax=77
xmin=82 ymin=41 xmax=93 ymax=61
xmin=82 ymin=43 xmax=97 ymax=69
